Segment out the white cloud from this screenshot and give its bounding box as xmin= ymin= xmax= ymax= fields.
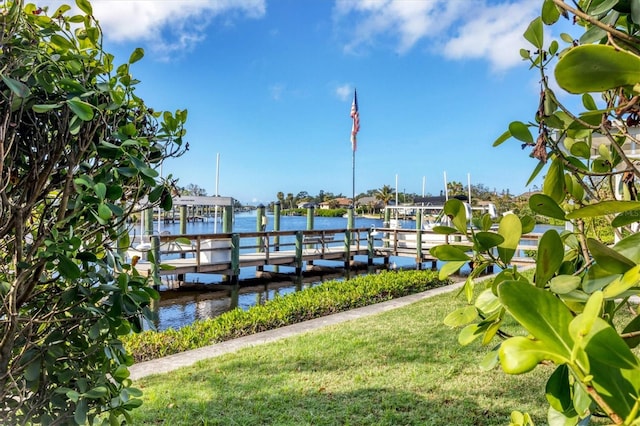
xmin=40 ymin=0 xmax=266 ymax=59
xmin=334 ymin=0 xmax=541 ymax=71
xmin=335 ymin=84 xmax=352 ymax=101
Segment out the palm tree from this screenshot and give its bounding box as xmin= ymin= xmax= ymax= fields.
xmin=375 ymin=185 xmax=394 ymax=206
xmin=286 ymin=193 xmax=294 ymax=210
xmin=276 ymin=191 xmax=285 ymax=206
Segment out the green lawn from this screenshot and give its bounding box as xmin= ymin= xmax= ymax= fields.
xmin=130 ymin=286 xmax=552 ymax=425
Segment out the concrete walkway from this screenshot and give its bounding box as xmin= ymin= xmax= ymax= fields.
xmin=129 ymin=281 xmax=466 ymax=381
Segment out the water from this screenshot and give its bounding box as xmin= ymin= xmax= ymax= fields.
xmin=147 ymin=213 xmax=557 ymax=330
xmin=149 ymin=213 xmax=405 ymax=330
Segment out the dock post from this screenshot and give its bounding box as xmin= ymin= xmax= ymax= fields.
xmin=273 ymin=202 xmax=281 ymax=251
xmin=344 ymin=206 xmax=354 ymax=270
xmin=222 ymin=205 xmax=233 ymax=233
xmin=306 ymin=206 xmax=314 ymax=266
xmin=221 ymin=206 xmax=233 ymax=282
xmin=295 ymin=231 xmax=303 ymax=278
xmin=150 ymin=235 xmax=161 ymax=289
xmin=416 ymin=212 xmax=423 ymax=270
xmin=256 ymin=205 xmax=266 ymax=272
xmin=367 ymin=228 xmax=374 ymax=266
xmin=231 ymin=233 xmax=241 ymax=284
xmin=144 ymin=208 xmax=154 ymax=238
xmin=179 ymin=206 xmax=187 ymax=235
xmin=384 ymin=206 xmax=391 ymax=228
xmin=273 ymin=202 xmax=281 ymax=273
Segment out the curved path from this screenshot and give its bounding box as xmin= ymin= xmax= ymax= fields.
xmin=129 ymin=280 xmax=466 ymax=381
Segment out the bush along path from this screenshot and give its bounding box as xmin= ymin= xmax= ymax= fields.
xmin=123 ymin=270 xmax=450 ymax=363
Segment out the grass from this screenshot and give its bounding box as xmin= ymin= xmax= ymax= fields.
xmin=130 ymin=283 xmax=554 ymax=425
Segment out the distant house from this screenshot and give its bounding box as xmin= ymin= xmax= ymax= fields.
xmin=355 ymin=196 xmax=384 ymax=210
xmin=319 ymin=197 xmax=352 ymax=209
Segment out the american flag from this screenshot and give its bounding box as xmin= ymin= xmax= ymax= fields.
xmin=350 ymin=89 xmax=359 ymax=152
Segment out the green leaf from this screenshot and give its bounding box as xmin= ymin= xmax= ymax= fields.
xmin=498 ymin=281 xmax=574 ymax=361
xmin=129 ymin=47 xmax=144 ymax=64
xmin=475 ymin=289 xmax=501 ymax=314
xmin=497 ymin=214 xmax=522 ymax=264
xmin=520 ymin=216 xmax=536 ymax=234
xmin=32 ymin=104 xmax=61 ymax=113
xmin=432 ymin=225 xmax=458 ymax=235
xmin=612 ymin=232 xmax=640 ymax=263
xmin=543 ymin=157 xmax=565 ymax=203
xmin=443 ymin=198 xmax=468 ymax=234
xmin=493 ymin=129 xmax=511 ymax=147
xmin=76 ymin=0 xmax=93 ymax=15
xmin=546 ymin=365 xmax=573 ymax=413
xmin=549 ymin=275 xmax=581 ymax=294
xmin=24 ymin=357 xmax=41 ymax=382
xmin=444 ymin=306 xmax=477 ymax=327
xmin=611 ymin=209 xmax=640 ymax=227
xmin=580 ymin=317 xmax=639 ymax=369
xmin=508 ymin=121 xmax=533 ymax=144
xmin=622 ymin=314 xmax=640 ymax=348
xmin=588 ymin=0 xmax=618 ymax=15
xmin=529 ymin=194 xmax=567 ymax=221
xmin=541 ymin=0 xmax=561 ymax=25
xmin=523 ymin=17 xmax=543 ymax=49
xmin=58 ymin=255 xmax=81 ymax=280
xmin=98 ymin=203 xmax=112 ymax=221
xmin=535 ymin=230 xmax=565 ymax=287
xmin=438 ymin=260 xmax=467 ymax=280
xmin=74 ymin=398 xmax=88 ymax=425
xmin=588 ymin=358 xmax=640 ymax=420
xmin=581 ymin=93 xmax=597 ymax=111
xmin=113 ymin=364 xmax=130 ymax=382
xmin=499 ymin=336 xmax=562 ymax=374
xmin=568 ymin=200 xmax=640 ymax=219
xmin=94 ymin=182 xmax=107 ymax=200
xmin=430 ymin=245 xmax=470 ymax=261
xmin=475 ymin=232 xmax=504 ymax=251
xmin=602 ymin=264 xmax=640 ymax=299
xmin=555 ymin=45 xmax=640 ymax=94
xmin=587 ymin=237 xmax=635 ymax=274
xmin=2 ymin=75 xmax=31 ymax=98
xmin=84 ymin=386 xmax=108 ymax=399
xmin=458 ymin=323 xmax=483 ymax=346
xmin=67 ymin=97 xmax=94 ymax=121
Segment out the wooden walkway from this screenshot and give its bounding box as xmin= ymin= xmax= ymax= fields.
xmin=130 ymin=227 xmax=540 ymax=284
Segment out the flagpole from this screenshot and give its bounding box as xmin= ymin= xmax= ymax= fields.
xmin=350 ymin=89 xmax=359 ymax=208
xmin=352 ymin=150 xmax=355 ymax=208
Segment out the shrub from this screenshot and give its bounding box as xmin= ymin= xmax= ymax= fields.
xmin=123 ymin=270 xmax=449 ymax=362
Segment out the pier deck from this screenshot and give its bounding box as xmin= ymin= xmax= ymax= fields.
xmin=129 ymin=227 xmax=540 ymax=284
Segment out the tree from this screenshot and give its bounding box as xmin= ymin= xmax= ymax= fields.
xmin=446 ymin=181 xmax=465 ymax=197
xmin=375 ymin=185 xmax=395 ymax=206
xmin=181 ymin=183 xmax=207 ymax=196
xmin=0 ymin=1 xmax=187 ymax=424
xmin=432 ymin=2 xmax=640 ymax=424
xmin=286 ymin=193 xmax=294 ymax=209
xmin=276 ymin=191 xmax=284 ymax=206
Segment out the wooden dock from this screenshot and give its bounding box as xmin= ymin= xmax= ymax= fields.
xmin=130 ymin=227 xmax=540 ymax=285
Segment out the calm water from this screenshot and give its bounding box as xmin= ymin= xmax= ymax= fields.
xmin=149 ymin=213 xmax=403 ymax=330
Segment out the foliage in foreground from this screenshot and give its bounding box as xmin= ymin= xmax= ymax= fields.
xmin=432 ymin=1 xmax=640 ymax=425
xmin=0 ymin=1 xmax=186 ymax=424
xmin=124 ymin=270 xmax=449 ymax=363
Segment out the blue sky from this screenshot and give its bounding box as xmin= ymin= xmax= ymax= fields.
xmin=43 ymin=0 xmax=576 ymax=204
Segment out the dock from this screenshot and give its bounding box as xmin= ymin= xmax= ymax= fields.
xmin=128 ymin=227 xmax=540 ymax=286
